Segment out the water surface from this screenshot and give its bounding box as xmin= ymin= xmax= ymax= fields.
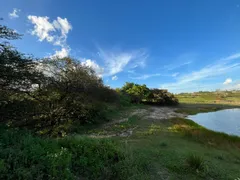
xmin=188 ymin=109 xmax=240 ymax=136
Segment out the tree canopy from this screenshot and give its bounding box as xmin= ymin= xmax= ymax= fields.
xmin=121 ymin=82 xmax=179 ymax=105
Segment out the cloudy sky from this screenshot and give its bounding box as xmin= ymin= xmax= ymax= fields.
xmin=1 ymin=0 xmax=240 ymax=92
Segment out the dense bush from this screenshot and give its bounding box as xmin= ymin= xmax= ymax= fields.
xmin=120 ymin=82 xmax=179 ymax=105
xmin=145 ymin=89 xmax=179 ymax=105
xmin=0 ymin=56 xmax=120 ymax=136
xmin=27 ymin=58 xmax=121 ymax=136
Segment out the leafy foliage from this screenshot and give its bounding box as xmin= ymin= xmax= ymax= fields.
xmin=0 ymin=46 xmax=45 ymax=92
xmin=1 ymin=56 xmax=119 ymax=136
xmin=29 ymin=58 xmax=119 ymax=136
xmin=0 ymin=19 xmax=21 ymax=41
xmin=120 ymin=82 xmax=179 ymax=105
xmin=146 ymin=89 xmax=179 ymax=105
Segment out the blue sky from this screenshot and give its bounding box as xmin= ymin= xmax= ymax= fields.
xmin=1 ymin=0 xmax=240 ymax=93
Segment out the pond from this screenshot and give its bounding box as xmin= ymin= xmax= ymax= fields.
xmin=188 ymin=109 xmax=240 ymax=136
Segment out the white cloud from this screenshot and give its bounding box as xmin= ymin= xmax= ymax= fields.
xmin=221 ymin=81 xmax=240 ymax=91
xmin=51 ymin=47 xmax=70 ymax=59
xmin=53 ymin=17 xmax=72 ymax=36
xmin=162 ymin=53 xmax=240 ymax=92
xmin=223 ymin=78 xmax=232 ymax=85
xmin=9 ymin=8 xmax=20 ymax=19
xmin=28 ymin=16 xmax=55 ymax=42
xmin=130 ymin=73 xmax=161 ymax=80
xmin=81 ymin=59 xmax=104 ymax=77
xmin=28 ymin=15 xmax=72 ymax=57
xmin=112 ymin=75 xmax=118 ymax=80
xmin=98 ymin=48 xmax=148 ymax=76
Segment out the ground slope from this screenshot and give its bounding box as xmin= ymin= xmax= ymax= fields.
xmin=80 ymin=104 xmax=240 ymax=180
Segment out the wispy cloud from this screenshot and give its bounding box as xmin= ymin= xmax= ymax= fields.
xmin=162 ymin=53 xmax=240 ymax=92
xmin=162 ymin=53 xmax=196 ymax=71
xmin=97 ymin=48 xmax=148 ymax=76
xmin=128 ymin=70 xmax=136 ymax=74
xmin=28 ymin=15 xmax=72 ymax=58
xmin=172 ymin=72 xmax=179 ymax=77
xmin=9 ymin=8 xmax=20 ymax=19
xmin=164 ymin=83 xmax=220 ymax=93
xmin=164 ymin=61 xmax=192 ymax=71
xmin=112 ymin=75 xmax=118 ymax=80
xmin=129 ymin=73 xmax=162 ymax=80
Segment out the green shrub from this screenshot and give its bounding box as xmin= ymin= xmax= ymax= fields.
xmin=0 ymin=127 xmax=73 ymax=180
xmin=145 ymin=89 xmax=179 ymax=105
xmin=59 ymin=137 xmax=123 ymax=179
xmin=186 ymin=154 xmax=205 ymax=172
xmin=0 ymin=54 xmax=121 ymax=136
xmin=120 ymin=82 xmax=179 ymax=106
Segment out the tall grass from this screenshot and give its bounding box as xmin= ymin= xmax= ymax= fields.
xmin=186 ymin=154 xmax=205 ymax=172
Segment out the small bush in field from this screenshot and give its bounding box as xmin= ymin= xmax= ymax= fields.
xmin=186 ymin=154 xmax=205 ymax=172
xmin=120 ymin=82 xmax=179 ymax=105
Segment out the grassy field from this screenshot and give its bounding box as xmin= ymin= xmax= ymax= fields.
xmin=84 ymin=106 xmax=240 ymax=180
xmin=75 ymin=91 xmax=240 ymax=179
xmin=176 ymin=90 xmax=240 ymax=105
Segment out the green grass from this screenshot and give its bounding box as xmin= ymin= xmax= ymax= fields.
xmin=186 ymin=154 xmax=205 ymax=172
xmin=175 ymin=106 xmax=223 ymax=115
xmin=113 ymin=111 xmax=240 ymax=179
xmin=123 ymin=123 xmax=240 ymax=179
xmin=169 ymin=118 xmax=240 ymax=148
xmin=0 ymin=126 xmax=150 ymax=180
xmin=175 ymin=100 xmax=240 ymax=116
xmin=71 ymin=104 xmax=144 ymax=135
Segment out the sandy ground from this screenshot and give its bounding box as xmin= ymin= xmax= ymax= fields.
xmin=88 ymin=106 xmax=186 ymax=138
xmin=133 ymin=106 xmax=186 ymax=120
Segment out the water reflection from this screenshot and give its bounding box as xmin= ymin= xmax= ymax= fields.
xmin=188 ymin=109 xmax=240 ymax=136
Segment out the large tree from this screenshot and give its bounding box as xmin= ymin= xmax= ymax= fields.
xmin=0 ymin=21 xmax=43 ymax=92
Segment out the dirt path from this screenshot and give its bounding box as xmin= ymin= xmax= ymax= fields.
xmin=106 ymin=106 xmax=186 ymax=125
xmin=138 ymin=106 xmax=187 ymax=120
xmin=86 ymin=106 xmax=186 ymax=138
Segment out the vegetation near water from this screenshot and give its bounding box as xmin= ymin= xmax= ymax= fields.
xmin=1 ymin=22 xmax=240 ymax=179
